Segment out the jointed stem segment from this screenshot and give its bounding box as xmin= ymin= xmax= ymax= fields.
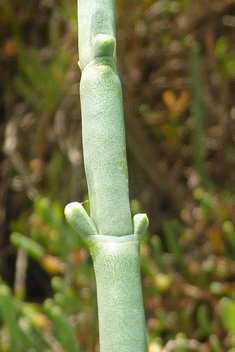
xmin=88 ymin=234 xmax=147 ymax=352
xmin=65 ymin=0 xmax=148 ymax=350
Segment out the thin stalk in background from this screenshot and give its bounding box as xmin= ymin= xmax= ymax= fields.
xmin=190 ymin=42 xmax=213 ymax=190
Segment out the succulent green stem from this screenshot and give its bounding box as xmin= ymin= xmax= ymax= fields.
xmin=78 ymin=0 xmax=116 ymax=71
xmin=87 ymin=234 xmax=147 ymax=352
xmin=78 ymin=0 xmax=133 ymax=236
xmin=65 ymin=0 xmax=148 ymax=350
xmin=65 ymin=204 xmax=148 ymax=351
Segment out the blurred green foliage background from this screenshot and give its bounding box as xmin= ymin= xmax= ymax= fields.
xmin=1 ymin=0 xmax=235 ymax=351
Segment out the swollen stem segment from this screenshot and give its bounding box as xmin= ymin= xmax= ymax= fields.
xmin=80 ymin=33 xmax=133 ymax=236
xmin=65 ymin=203 xmax=149 ymax=352
xmin=88 ymin=234 xmax=147 ymax=352
xmin=65 ymin=0 xmax=149 ymax=350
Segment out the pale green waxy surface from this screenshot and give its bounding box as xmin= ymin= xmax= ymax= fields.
xmin=88 ymin=235 xmax=147 ymax=352
xmin=134 ymin=213 xmax=149 ymax=235
xmin=80 ymin=58 xmax=133 ymax=236
xmin=65 ymin=0 xmax=148 ymax=350
xmin=78 ymin=0 xmax=133 ymax=236
xmin=78 ymin=0 xmax=116 ymax=70
xmin=92 ymin=34 xmax=116 ymax=58
xmin=64 ymin=202 xmax=98 ymax=238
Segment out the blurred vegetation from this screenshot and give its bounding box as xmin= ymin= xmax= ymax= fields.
xmin=1 ymin=0 xmax=235 ymax=351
